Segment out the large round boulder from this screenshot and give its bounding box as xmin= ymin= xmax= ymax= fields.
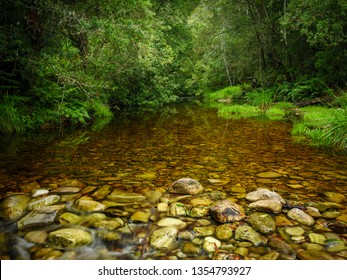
xmin=210 ymin=200 xmax=245 ymax=223
xmin=169 ymin=178 xmax=204 ymax=195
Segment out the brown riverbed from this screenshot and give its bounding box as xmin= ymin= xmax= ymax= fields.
xmin=0 ymin=103 xmax=346 ymax=260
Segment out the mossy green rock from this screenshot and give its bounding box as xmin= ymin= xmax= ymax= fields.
xmin=150 ymin=227 xmax=178 ymax=250
xmin=215 ymin=224 xmax=234 ymax=240
xmin=129 ymin=211 xmax=151 ymax=223
xmin=47 ymin=228 xmax=93 ymax=249
xmin=256 ymin=172 xmax=282 ymax=179
xmin=0 ymin=194 xmax=30 ymax=220
xmin=106 ymin=191 xmax=146 ymax=203
xmin=18 ymin=205 xmax=65 ymax=229
xmin=157 ymin=217 xmax=187 ymax=229
xmin=27 ymin=195 xmax=60 ymax=210
xmin=322 ymin=192 xmax=345 ymax=203
xmin=287 ymin=208 xmax=315 ymax=226
xmin=182 ymin=242 xmax=202 ymax=256
xmin=235 ymin=225 xmax=266 ymax=246
xmin=203 ymin=237 xmax=221 ymax=253
xmin=285 ymin=226 xmax=305 ymax=236
xmin=247 ymin=212 xmax=276 ymax=234
xmin=59 ymin=212 xmax=82 ymax=225
xmin=74 ymin=197 xmax=106 ymax=212
xmin=297 ymin=250 xmax=334 ymax=260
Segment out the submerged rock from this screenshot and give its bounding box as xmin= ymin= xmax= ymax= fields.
xmin=325 ymin=240 xmax=346 ymax=252
xmin=256 ymin=172 xmax=283 ymax=179
xmin=287 ymin=208 xmax=315 ymax=226
xmin=182 ymin=242 xmax=202 ymax=256
xmin=167 ymin=202 xmax=189 ymax=216
xmin=297 ymin=250 xmax=334 ymax=260
xmin=285 ymin=226 xmax=305 ymax=236
xmin=92 ymin=217 xmax=124 ymax=230
xmin=268 ymin=238 xmax=295 ymax=256
xmin=308 ymin=233 xmax=326 ymax=245
xmin=247 ymin=212 xmax=276 ymax=234
xmin=17 ymin=205 xmax=65 ymax=229
xmin=150 ymin=227 xmax=178 ymax=250
xmin=189 ymin=206 xmax=209 ymax=217
xmin=0 ymin=194 xmax=31 ymax=220
xmin=74 ymin=197 xmax=106 ymax=212
xmin=58 ymin=179 xmax=85 ymax=189
xmin=248 ymin=199 xmax=282 ymax=213
xmin=169 ymin=178 xmax=204 ymax=195
xmin=129 ymin=211 xmax=151 ymax=223
xmin=24 ymin=230 xmax=48 ymax=244
xmin=27 ymin=195 xmax=60 ymax=211
xmin=157 ymin=218 xmax=187 ymax=229
xmin=321 ymin=192 xmax=345 ymax=204
xmin=327 ymin=221 xmax=347 ymax=234
xmin=47 ymin=228 xmax=93 ymax=249
xmin=210 ymin=200 xmax=245 ymax=223
xmin=215 ymin=224 xmax=234 ymax=240
xmin=235 ymin=225 xmax=266 ymax=246
xmin=245 ymin=188 xmax=285 ymax=204
xmin=145 ymin=190 xmax=163 ymax=204
xmin=194 ymin=225 xmax=215 ymax=237
xmin=203 ymin=237 xmax=221 ymax=253
xmin=106 ymin=191 xmax=146 ymax=203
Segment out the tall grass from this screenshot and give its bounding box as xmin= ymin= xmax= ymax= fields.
xmin=0 ymin=93 xmax=25 ymax=134
xmin=291 ymin=92 xmax=347 ymax=151
xmin=321 ymin=107 xmax=347 ymax=150
xmin=246 ymin=89 xmax=274 ymax=111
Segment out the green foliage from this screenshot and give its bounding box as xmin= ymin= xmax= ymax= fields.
xmin=290 ymin=104 xmax=347 ymax=151
xmin=321 ymin=107 xmax=347 ymax=150
xmin=246 ymin=89 xmax=274 ymax=111
xmin=0 ymin=0 xmax=346 ymax=138
xmin=271 ymin=102 xmax=296 ymax=110
xmin=291 ymin=122 xmax=307 ymax=136
xmin=0 ymin=93 xmax=26 ymax=134
xmin=275 ymin=77 xmax=333 ymax=103
xmin=204 ymin=86 xmax=243 ymax=102
xmin=217 ymin=104 xmax=261 ymax=119
xmin=265 ymin=107 xmax=286 ymax=121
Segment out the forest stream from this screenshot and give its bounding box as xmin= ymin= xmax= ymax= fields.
xmin=0 ymin=103 xmax=346 ymax=260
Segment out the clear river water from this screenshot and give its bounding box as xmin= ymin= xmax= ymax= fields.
xmin=0 ymin=103 xmax=346 ymax=260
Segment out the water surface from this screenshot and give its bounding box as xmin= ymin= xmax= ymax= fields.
xmin=0 ymin=103 xmax=346 ymax=259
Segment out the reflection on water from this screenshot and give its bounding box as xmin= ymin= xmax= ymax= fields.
xmin=0 ymin=103 xmax=346 ymax=260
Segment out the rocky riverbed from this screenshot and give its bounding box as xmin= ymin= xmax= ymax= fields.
xmin=1 ymin=176 xmax=346 ymax=260
xmin=1 ymin=106 xmax=347 ymax=260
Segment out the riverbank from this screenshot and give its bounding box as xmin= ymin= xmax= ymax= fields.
xmin=205 ymin=84 xmax=347 ymax=153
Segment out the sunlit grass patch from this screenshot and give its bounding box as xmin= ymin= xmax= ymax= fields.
xmin=217 ymin=104 xmax=260 ymax=119
xmin=290 ymin=104 xmax=347 ymax=151
xmin=205 ymin=86 xmax=243 ymax=102
xmin=272 ymin=102 xmax=296 ymax=110
xmin=266 ymin=107 xmax=286 ymax=120
xmin=300 ymin=106 xmax=335 ymax=128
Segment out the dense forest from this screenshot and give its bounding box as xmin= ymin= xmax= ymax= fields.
xmin=0 ymin=0 xmax=346 ymax=134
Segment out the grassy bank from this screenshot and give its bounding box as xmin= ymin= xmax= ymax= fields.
xmin=207 ymin=85 xmax=347 ymax=153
